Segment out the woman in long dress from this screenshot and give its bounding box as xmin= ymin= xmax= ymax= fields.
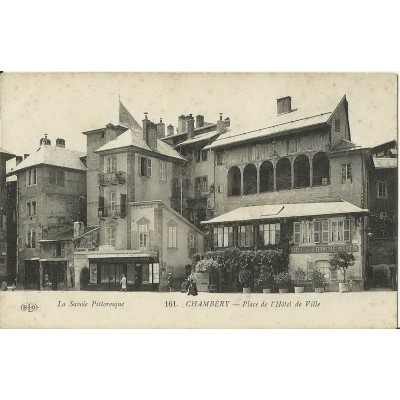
xmin=187 ymin=273 xmax=198 ymax=296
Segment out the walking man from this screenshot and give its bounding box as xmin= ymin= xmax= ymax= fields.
xmin=120 ymin=274 xmax=127 ymax=292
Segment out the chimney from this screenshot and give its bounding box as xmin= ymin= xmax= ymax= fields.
xmin=187 ymin=114 xmax=195 ymax=140
xmin=40 ymin=134 xmax=51 ymax=147
xmin=178 ymin=114 xmax=187 ymax=134
xmin=156 ymin=118 xmax=165 ymax=139
xmin=56 ymin=138 xmax=65 ymax=148
xmin=167 ymin=124 xmax=174 ymax=136
xmin=224 ymin=117 xmax=230 ymax=127
xmin=277 ymin=96 xmax=292 ymax=115
xmin=217 ymin=113 xmax=226 ymax=133
xmin=143 ymin=113 xmax=158 ymax=150
xmin=196 ymin=115 xmax=204 ymax=128
xmin=15 ymin=156 xmax=23 ymax=165
xmin=24 ymin=154 xmax=30 ymax=159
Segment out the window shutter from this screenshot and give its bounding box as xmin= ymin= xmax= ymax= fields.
xmin=313 ymin=220 xmax=320 ymax=243
xmin=344 ymin=219 xmax=351 ymax=242
xmin=147 ymin=158 xmax=152 ymax=176
xmin=120 ymin=194 xmax=127 ymax=217
xmin=137 ymin=156 xmax=141 ymax=175
xmin=294 ymin=222 xmax=301 ymax=244
xmin=322 ymin=219 xmax=329 ymax=243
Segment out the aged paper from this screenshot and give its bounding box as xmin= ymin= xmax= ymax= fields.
xmin=0 ymin=72 xmax=398 ymax=328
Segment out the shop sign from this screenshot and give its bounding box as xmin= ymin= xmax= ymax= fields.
xmin=291 ymin=245 xmax=359 ymax=254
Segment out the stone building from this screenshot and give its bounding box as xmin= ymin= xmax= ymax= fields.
xmin=201 ymin=95 xmax=375 ymax=290
xmin=79 ymin=102 xmax=205 ymax=290
xmin=8 ymin=137 xmax=87 ymax=290
xmin=0 ymin=147 xmax=15 ymax=282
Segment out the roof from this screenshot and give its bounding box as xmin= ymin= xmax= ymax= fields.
xmin=8 ymin=145 xmax=86 ymax=175
xmin=201 ymin=199 xmax=368 ymax=225
xmin=204 ymin=95 xmax=346 ymax=150
xmin=72 ymin=225 xmax=100 ymax=241
xmin=0 ymin=147 xmax=15 ymax=160
xmin=370 ymin=140 xmax=397 ymax=154
xmin=87 ymin=252 xmax=156 ymax=260
xmin=373 ymin=157 xmax=398 ymax=169
xmin=175 ymin=129 xmax=220 ymax=147
xmin=161 ymin=122 xmax=217 ymax=142
xmin=82 ymin=101 xmax=143 ymax=134
xmin=130 ymin=200 xmax=205 ymax=236
xmin=39 ymin=228 xmax=74 ymax=242
xmin=95 ymin=128 xmax=185 ymax=162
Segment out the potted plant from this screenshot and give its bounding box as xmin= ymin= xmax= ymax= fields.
xmin=310 ymin=269 xmax=325 ymax=293
xmin=257 ymin=269 xmax=274 ymax=293
xmin=293 ymin=267 xmax=306 ymax=293
xmin=274 ymin=272 xmax=292 ymax=294
xmin=329 ymin=252 xmax=355 ymax=293
xmin=239 ymin=269 xmax=253 ymax=293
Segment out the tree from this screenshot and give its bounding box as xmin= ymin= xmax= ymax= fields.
xmin=329 ymin=252 xmax=355 ymax=283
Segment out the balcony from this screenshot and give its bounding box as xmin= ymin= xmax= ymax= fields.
xmin=98 ymin=205 xmax=127 ymax=218
xmin=98 ymin=171 xmax=126 ymax=186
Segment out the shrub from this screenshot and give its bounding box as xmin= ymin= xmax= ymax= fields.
xmin=195 ymin=258 xmax=219 ymax=273
xmin=294 ymin=268 xmax=306 ymax=286
xmin=274 ymin=272 xmax=292 ymax=289
xmin=238 ymin=269 xmax=253 ymax=288
xmin=310 ymin=269 xmax=325 ymax=288
xmin=329 ymin=252 xmax=355 ymax=282
xmin=256 ymin=270 xmax=274 ymax=289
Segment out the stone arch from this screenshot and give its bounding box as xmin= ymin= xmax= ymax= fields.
xmin=294 ymin=155 xmax=310 ymax=188
xmin=276 ymin=158 xmax=291 ymax=190
xmin=243 ymin=164 xmax=257 ymax=195
xmin=312 ymin=152 xmax=330 ymax=186
xmin=260 ymin=161 xmax=274 ymax=193
xmin=227 ymin=166 xmax=241 ymax=196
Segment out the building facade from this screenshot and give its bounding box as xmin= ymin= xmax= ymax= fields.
xmin=9 ymin=137 xmax=87 ymax=290
xmin=0 ymin=147 xmax=15 ymax=282
xmin=201 ymin=95 xmax=375 ymax=290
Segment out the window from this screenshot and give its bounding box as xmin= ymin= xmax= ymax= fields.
xmin=108 ymin=191 xmax=116 ymax=213
xmin=49 ymin=169 xmax=65 ymax=186
xmin=377 ymin=181 xmax=387 ymax=199
xmin=168 ymin=226 xmax=177 ymax=248
xmin=139 ymin=225 xmax=148 ymax=250
xmin=106 ymin=156 xmax=117 ymax=173
xmin=259 ymin=223 xmax=280 ymax=245
xmin=334 ymin=118 xmax=340 ymax=132
xmin=107 ymin=226 xmax=116 ymax=246
xmin=380 ymin=212 xmax=388 ymax=220
xmin=27 ymin=201 xmax=37 ymax=216
xmin=201 ymin=176 xmax=208 ymax=192
xmin=294 ymin=218 xmax=350 ymax=244
xmin=214 ymin=226 xmax=234 ymax=248
xmin=315 ymin=260 xmax=332 ymax=280
xmin=26 ymin=229 xmax=36 ymax=248
xmin=201 ymin=150 xmax=208 ymax=161
xmin=217 ymin=185 xmax=224 ymax=193
xmin=238 ymin=225 xmax=254 ymax=247
xmin=216 ymin=152 xmax=223 ymax=165
xmin=53 ymin=242 xmax=65 ymax=258
xmin=341 ymin=164 xmax=352 ymax=183
xmin=137 ymin=156 xmax=152 ymax=176
xmin=195 ymin=150 xmax=201 ymax=163
xmin=189 ymin=234 xmax=196 ymax=249
xmin=26 ymin=168 xmax=37 ymax=186
xmin=159 ymin=161 xmax=167 ymax=181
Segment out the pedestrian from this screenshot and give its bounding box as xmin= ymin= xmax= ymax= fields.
xmin=120 ymin=274 xmax=127 ymax=292
xmin=166 ymin=272 xmax=173 ymax=292
xmin=187 ymin=273 xmax=198 ymax=296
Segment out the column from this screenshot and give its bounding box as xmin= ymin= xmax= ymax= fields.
xmin=39 ymin=261 xmax=44 ymax=291
xmin=309 ymin=154 xmax=313 ymax=187
xmin=240 ymin=167 xmax=244 ymax=196
xmin=290 ymin=158 xmax=295 ymax=189
xmin=256 ymin=165 xmax=260 ymax=194
xmin=273 ymin=162 xmax=277 ymax=191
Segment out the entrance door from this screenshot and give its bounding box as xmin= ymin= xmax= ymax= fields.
xmin=135 ymin=264 xmax=142 ymax=285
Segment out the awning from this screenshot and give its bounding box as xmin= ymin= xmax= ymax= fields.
xmin=201 ymin=200 xmax=369 ymax=225
xmin=87 ymin=252 xmax=157 ymax=262
xmin=23 ymin=257 xmax=41 ymax=261
xmin=39 ymin=258 xmax=69 ymax=262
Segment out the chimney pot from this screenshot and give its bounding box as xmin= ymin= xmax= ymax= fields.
xmin=167 ymin=124 xmax=174 ymax=136
xmin=219 ymin=113 xmax=223 ymax=121
xmin=144 ymin=112 xmax=148 ymax=120
xmin=196 ymin=115 xmax=204 ymax=128
xmin=187 ymin=116 xmax=195 ymax=139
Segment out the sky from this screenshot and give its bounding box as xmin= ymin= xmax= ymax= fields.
xmin=0 ymin=73 xmax=397 ymax=160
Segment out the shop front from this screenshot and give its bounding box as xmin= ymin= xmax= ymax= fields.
xmin=87 ymin=253 xmax=160 ymax=291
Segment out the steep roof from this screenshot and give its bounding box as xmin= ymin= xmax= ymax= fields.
xmin=8 ymin=145 xmax=86 ymax=175
xmin=82 ymin=101 xmax=143 ymax=134
xmin=175 ymin=129 xmax=220 ymax=147
xmin=202 ymin=199 xmax=368 ymax=225
xmin=95 ymin=128 xmax=186 ymax=162
xmin=0 ymin=147 xmax=15 ymax=160
xmin=373 ymin=157 xmax=398 ymax=169
xmin=205 ymin=95 xmax=346 ymax=150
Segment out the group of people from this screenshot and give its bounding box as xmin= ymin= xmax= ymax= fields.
xmin=165 ymin=272 xmax=198 ymax=296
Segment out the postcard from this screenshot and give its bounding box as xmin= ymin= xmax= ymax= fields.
xmin=0 ymin=72 xmax=397 ymax=328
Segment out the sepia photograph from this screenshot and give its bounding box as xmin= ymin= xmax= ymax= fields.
xmin=0 ymin=72 xmax=397 ymax=328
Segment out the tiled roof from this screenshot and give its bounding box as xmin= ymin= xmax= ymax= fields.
xmin=176 ymin=129 xmax=220 ymax=147
xmin=373 ymin=157 xmax=398 ymax=169
xmin=205 ymin=95 xmax=346 ymax=150
xmin=9 ymin=145 xmax=86 ymax=175
xmin=202 ymin=199 xmax=368 ymax=225
xmin=95 ymin=128 xmax=186 ymax=161
xmin=0 ymin=147 xmax=15 ymax=160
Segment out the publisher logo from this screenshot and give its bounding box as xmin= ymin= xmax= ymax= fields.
xmin=21 ymin=303 xmax=39 ymax=312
